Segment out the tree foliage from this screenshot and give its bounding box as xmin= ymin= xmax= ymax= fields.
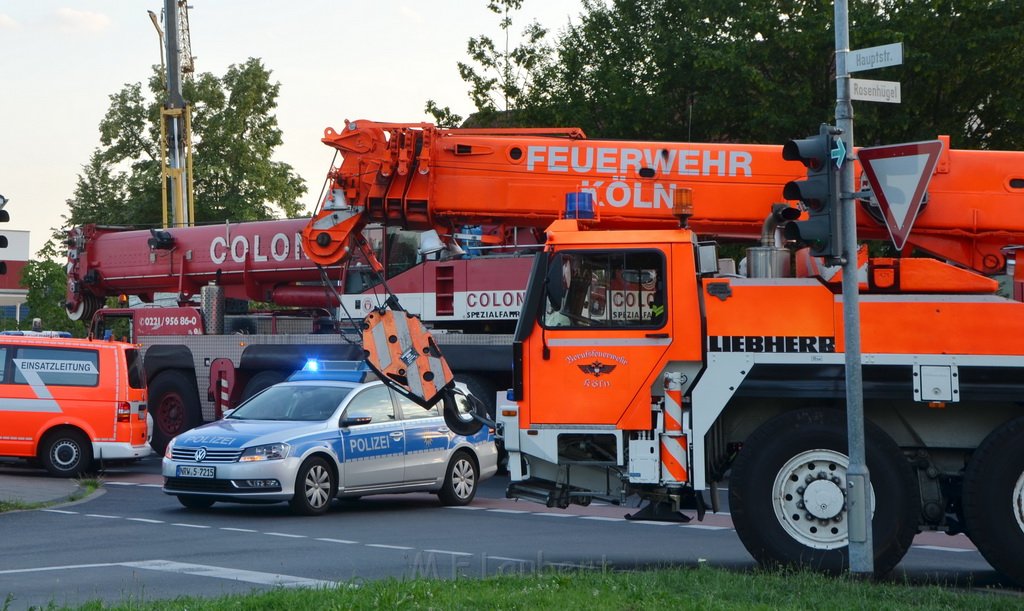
xmin=61 ymin=57 xmax=306 ymax=234
xmin=426 ymin=0 xmax=551 ymax=127
xmin=20 ymin=241 xmax=87 ymax=336
xmin=28 ymin=58 xmax=305 ymax=332
xmin=443 ymin=0 xmax=1023 ymax=150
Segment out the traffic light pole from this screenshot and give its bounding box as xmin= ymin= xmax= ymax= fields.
xmin=834 ymin=0 xmax=873 ymax=576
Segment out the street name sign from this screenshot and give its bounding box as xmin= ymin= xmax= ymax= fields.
xmin=850 ymin=78 xmax=901 ymax=103
xmin=848 ymin=42 xmax=903 ymax=73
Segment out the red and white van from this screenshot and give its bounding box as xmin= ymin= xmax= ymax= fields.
xmin=0 ymin=335 xmax=151 ymax=476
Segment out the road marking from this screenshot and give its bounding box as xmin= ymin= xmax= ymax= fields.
xmin=121 ymin=560 xmax=336 ymax=588
xmin=445 ymin=506 xmax=484 ymax=510
xmin=0 ymin=559 xmax=335 ymax=589
xmin=265 ymin=532 xmax=306 ymax=539
xmin=126 ymin=518 xmax=164 ymax=524
xmin=172 ymin=523 xmax=211 ymax=529
xmin=85 ymin=514 xmax=120 ymax=519
xmin=486 ymin=556 xmax=529 ymax=563
xmin=580 ymin=516 xmax=625 ymax=522
xmin=366 ymin=544 xmax=414 ymax=550
xmin=317 ymin=538 xmax=359 ymax=545
xmin=534 ymin=512 xmax=576 ymax=518
xmin=913 ymin=545 xmax=975 ymax=553
xmin=41 ymin=509 xmax=78 ymax=515
xmin=680 ymin=525 xmax=732 ymax=531
xmin=0 ymin=562 xmax=115 ymax=575
xmin=423 ymin=549 xmax=473 ymax=557
xmin=221 ymin=527 xmax=259 ymax=533
xmin=630 ymin=520 xmax=679 ymax=526
xmin=489 ymin=509 xmax=530 ymax=514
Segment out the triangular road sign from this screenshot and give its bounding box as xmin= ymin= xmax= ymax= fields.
xmin=858 ymin=140 xmax=944 ymax=251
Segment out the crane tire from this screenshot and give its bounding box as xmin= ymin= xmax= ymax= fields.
xmin=241 ymin=370 xmax=287 ymax=402
xmin=149 ymin=370 xmax=202 ymax=455
xmin=729 ymin=408 xmax=918 ymax=577
xmin=962 ymin=416 xmax=1024 ymax=587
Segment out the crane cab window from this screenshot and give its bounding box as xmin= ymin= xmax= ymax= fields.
xmin=542 ymin=250 xmax=666 ymax=329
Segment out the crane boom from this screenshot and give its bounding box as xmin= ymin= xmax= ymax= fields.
xmin=301 ymin=120 xmax=1024 ymax=276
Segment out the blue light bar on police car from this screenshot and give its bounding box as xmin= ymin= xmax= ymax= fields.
xmin=288 ymin=360 xmax=371 ymax=383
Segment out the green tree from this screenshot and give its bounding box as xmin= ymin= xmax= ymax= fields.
xmin=62 ymin=57 xmax=306 ymax=232
xmin=426 ymin=0 xmax=552 ymax=127
xmin=445 ymin=0 xmax=1023 ymax=151
xmin=20 ymin=241 xmax=88 ymax=336
xmin=32 ymin=58 xmax=306 ymax=330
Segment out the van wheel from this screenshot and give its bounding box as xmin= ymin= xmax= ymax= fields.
xmin=177 ymin=495 xmax=215 ymax=510
xmin=40 ymin=429 xmax=93 ymax=478
xmin=438 ymin=451 xmax=478 ymax=506
xmin=149 ymin=370 xmax=202 ymax=455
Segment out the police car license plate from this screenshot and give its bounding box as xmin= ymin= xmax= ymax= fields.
xmin=177 ymin=465 xmax=215 ymax=478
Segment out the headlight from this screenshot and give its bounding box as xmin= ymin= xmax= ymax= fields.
xmin=240 ymin=443 xmax=290 ymax=462
xmin=164 ymin=438 xmax=176 ymax=459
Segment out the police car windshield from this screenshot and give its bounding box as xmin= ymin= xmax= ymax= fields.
xmin=228 ymin=385 xmax=352 ymax=421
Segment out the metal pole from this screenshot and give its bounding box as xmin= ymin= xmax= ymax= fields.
xmin=163 ymin=0 xmax=188 ymax=227
xmin=834 ymin=0 xmax=873 ymax=576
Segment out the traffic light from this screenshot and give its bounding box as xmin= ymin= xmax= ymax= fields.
xmin=0 ymin=194 xmax=8 ymax=275
xmin=782 ymin=124 xmax=843 ymax=261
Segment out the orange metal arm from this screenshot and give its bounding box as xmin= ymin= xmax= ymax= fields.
xmin=302 ymin=120 xmax=1024 ymax=275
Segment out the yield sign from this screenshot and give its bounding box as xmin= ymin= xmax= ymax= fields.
xmin=858 ymin=140 xmax=944 ymax=251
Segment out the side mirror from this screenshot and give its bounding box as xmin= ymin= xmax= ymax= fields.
xmin=341 ymin=415 xmax=373 ymax=427
xmin=443 ymin=390 xmax=487 ymax=436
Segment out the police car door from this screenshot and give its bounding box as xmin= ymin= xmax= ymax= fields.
xmin=393 ymin=393 xmax=448 ymax=483
xmin=339 ymin=384 xmax=405 ymax=487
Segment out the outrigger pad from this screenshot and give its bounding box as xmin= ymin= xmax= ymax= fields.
xmin=362 ymin=307 xmax=455 ymax=408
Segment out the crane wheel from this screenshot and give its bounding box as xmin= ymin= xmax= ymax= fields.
xmin=729 ymin=408 xmax=918 ymax=577
xmin=963 ymin=416 xmax=1024 ymax=587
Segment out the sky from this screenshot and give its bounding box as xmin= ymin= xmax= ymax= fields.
xmin=0 ymin=0 xmax=583 ymax=258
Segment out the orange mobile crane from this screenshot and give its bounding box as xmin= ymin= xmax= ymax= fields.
xmin=299 ymin=122 xmax=1024 ymax=583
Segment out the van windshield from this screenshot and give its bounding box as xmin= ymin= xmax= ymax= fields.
xmin=227 ymin=385 xmax=352 ymax=421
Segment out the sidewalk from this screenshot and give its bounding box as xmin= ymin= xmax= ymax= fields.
xmin=0 ymin=464 xmax=83 ymax=506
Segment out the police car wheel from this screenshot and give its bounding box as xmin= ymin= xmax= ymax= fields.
xmin=289 ymin=457 xmax=336 ymax=516
xmin=40 ymin=429 xmax=93 ymax=478
xmin=177 ymin=495 xmax=215 ymax=510
xmin=438 ymin=451 xmax=478 ymax=506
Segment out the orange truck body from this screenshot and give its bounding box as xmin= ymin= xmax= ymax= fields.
xmin=0 ymin=335 xmax=150 ymax=476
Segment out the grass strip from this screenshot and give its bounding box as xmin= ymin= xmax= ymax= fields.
xmin=64 ymin=565 xmax=1021 ymax=610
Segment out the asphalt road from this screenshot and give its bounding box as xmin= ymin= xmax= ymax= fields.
xmin=0 ymin=457 xmax=1012 ymax=609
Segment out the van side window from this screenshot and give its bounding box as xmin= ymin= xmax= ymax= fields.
xmin=13 ymin=347 xmax=100 ymax=387
xmin=126 ymin=349 xmax=145 ymax=389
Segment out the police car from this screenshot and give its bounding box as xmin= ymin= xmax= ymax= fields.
xmin=162 ymin=361 xmax=497 ymax=515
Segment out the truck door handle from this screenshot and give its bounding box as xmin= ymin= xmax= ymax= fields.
xmin=646 ymin=333 xmax=669 ymax=338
